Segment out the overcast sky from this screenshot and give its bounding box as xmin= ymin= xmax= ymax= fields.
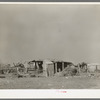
xmin=0 ymin=4 xmax=100 ymax=64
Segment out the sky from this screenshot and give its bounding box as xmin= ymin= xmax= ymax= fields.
xmin=0 ymin=4 xmax=100 ymax=64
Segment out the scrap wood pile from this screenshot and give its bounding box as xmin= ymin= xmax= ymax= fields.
xmin=0 ymin=63 xmax=27 ymax=78
xmin=0 ymin=62 xmax=44 ymax=78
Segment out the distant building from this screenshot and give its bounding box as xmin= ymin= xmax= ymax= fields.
xmin=87 ymin=63 xmax=100 ymax=72
xmin=27 ymin=59 xmax=73 ymax=77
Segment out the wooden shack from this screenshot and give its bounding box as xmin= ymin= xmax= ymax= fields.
xmin=52 ymin=61 xmax=73 ymax=74
xmin=27 ymin=60 xmax=43 ymax=75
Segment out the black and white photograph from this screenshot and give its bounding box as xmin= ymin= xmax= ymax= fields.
xmin=0 ymin=3 xmax=100 ymax=91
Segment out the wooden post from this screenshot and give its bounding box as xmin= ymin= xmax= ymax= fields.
xmin=78 ymin=64 xmax=81 ymax=73
xmin=35 ymin=61 xmax=37 ymax=69
xmin=43 ymin=61 xmax=48 ymax=77
xmin=55 ymin=62 xmax=57 ymax=73
xmin=62 ymin=62 xmax=64 ymax=71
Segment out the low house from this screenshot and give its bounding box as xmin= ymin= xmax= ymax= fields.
xmin=27 ymin=59 xmax=74 ymax=77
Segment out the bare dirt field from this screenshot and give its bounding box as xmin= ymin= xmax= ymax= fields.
xmin=0 ymin=76 xmax=100 ymax=89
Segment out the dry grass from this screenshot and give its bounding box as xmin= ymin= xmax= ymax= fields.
xmin=0 ymin=76 xmax=100 ymax=89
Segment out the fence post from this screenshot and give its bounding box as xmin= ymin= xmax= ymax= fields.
xmin=55 ymin=62 xmax=57 ymax=73
xmin=62 ymin=62 xmax=64 ymax=71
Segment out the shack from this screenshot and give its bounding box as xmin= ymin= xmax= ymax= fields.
xmin=27 ymin=59 xmax=73 ymax=77
xmin=27 ymin=60 xmax=43 ymax=75
xmin=52 ymin=61 xmax=73 ymax=74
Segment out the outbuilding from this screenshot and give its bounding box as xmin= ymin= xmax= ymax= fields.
xmin=87 ymin=63 xmax=100 ymax=72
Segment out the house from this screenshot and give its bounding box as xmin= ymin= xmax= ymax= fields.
xmin=27 ymin=59 xmax=74 ymax=77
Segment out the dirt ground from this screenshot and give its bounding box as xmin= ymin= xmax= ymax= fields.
xmin=0 ymin=76 xmax=100 ymax=89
